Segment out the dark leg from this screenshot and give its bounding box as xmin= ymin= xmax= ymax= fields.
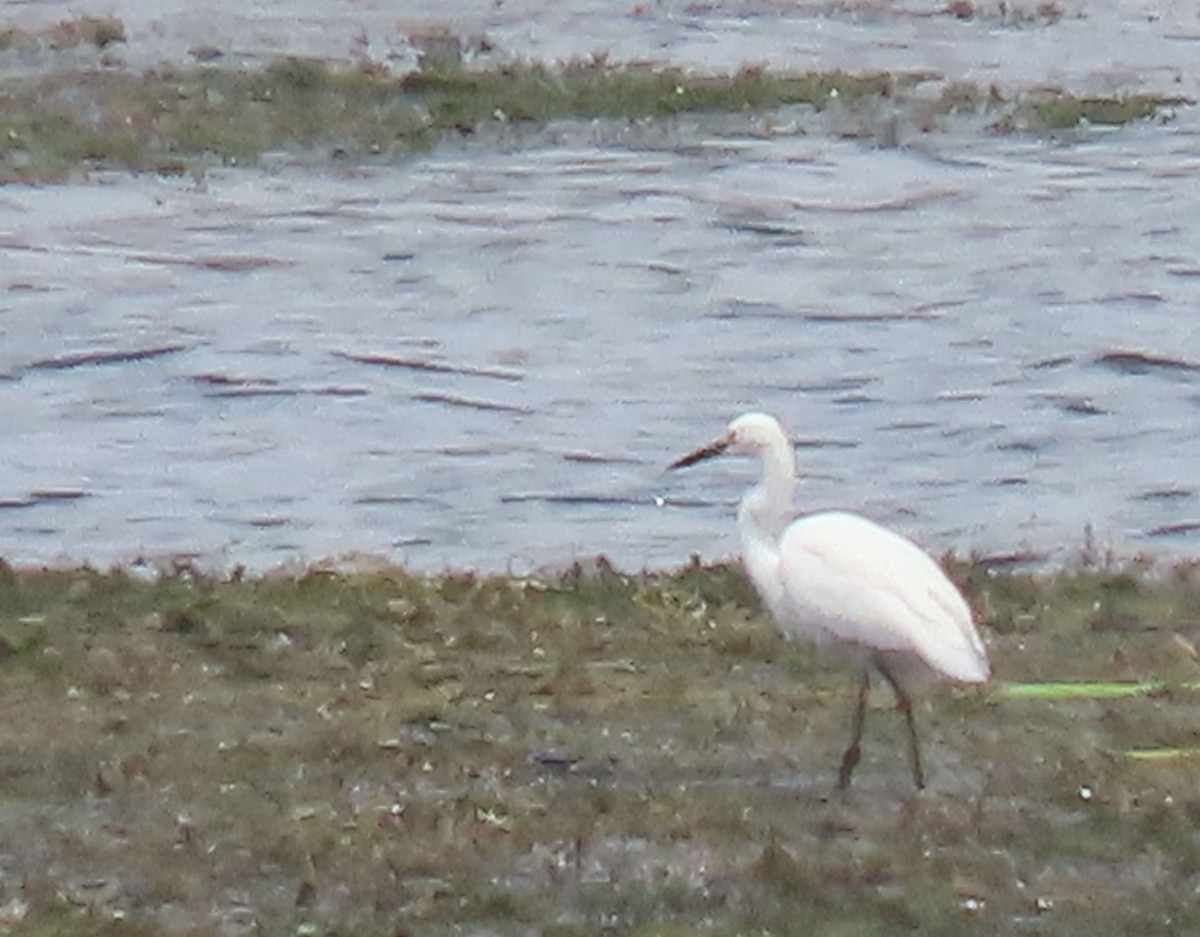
xmin=838 ymin=668 xmax=871 ymax=790
xmin=875 ymin=656 xmax=925 ymax=790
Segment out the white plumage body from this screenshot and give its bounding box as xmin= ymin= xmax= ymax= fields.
xmin=767 ymin=511 xmax=988 ymax=683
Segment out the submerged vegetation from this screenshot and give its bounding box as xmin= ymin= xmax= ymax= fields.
xmin=2 ymin=555 xmax=1200 ymax=933
xmin=0 ymin=48 xmax=1189 ymax=181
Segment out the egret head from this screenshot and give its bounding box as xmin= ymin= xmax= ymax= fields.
xmin=726 ymin=412 xmax=787 ymax=455
xmin=669 ymin=412 xmax=788 ymax=469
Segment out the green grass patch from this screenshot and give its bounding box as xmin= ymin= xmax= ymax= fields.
xmin=998 ymin=680 xmax=1169 ymax=700
xmin=1030 ymin=93 xmax=1172 ymax=128
xmin=1125 ymin=747 xmax=1200 ymax=761
xmin=0 ymin=56 xmax=1189 ymax=181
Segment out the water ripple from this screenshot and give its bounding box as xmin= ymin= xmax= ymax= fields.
xmin=3 ymin=110 xmax=1200 ymax=572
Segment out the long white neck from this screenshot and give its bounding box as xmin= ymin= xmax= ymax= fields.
xmin=737 ymin=435 xmax=796 ymax=617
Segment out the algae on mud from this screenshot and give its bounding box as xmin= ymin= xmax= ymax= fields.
xmin=2 ymin=555 xmax=1200 ymax=934
xmin=0 ymin=54 xmax=1189 ymax=182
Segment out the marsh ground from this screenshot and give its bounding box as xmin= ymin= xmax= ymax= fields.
xmin=2 ymin=557 xmax=1200 ymax=935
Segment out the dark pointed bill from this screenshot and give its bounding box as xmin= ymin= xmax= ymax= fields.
xmin=668 ymin=433 xmax=732 ymax=470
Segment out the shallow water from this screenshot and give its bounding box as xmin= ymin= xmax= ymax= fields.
xmin=4 ymin=116 xmax=1200 ymax=572
xmin=2 ymin=2 xmax=1200 ymax=573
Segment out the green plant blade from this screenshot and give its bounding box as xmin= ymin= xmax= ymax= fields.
xmin=998 ymin=681 xmax=1165 ymax=700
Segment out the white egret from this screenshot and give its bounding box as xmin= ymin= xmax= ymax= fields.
xmin=669 ymin=412 xmax=989 ymax=790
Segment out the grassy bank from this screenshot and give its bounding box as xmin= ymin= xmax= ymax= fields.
xmin=0 ymin=53 xmax=1189 ymax=182
xmin=1 ymin=555 xmax=1199 ymax=934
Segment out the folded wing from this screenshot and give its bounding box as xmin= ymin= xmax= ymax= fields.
xmin=776 ymin=512 xmax=989 ymax=683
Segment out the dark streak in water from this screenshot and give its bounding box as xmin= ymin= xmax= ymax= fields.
xmin=916 ymin=477 xmax=962 ymax=489
xmin=1030 ymin=393 xmax=1107 ymax=416
xmin=245 ymin=516 xmax=289 ymax=528
xmin=503 ymin=493 xmax=715 ymax=508
xmin=799 ymin=303 xmax=950 ymax=323
xmin=1 ymin=489 xmax=87 ymax=509
xmin=354 ymin=495 xmax=427 ymax=506
xmin=780 ymin=376 xmax=876 ymax=394
xmin=414 ymin=392 xmax=532 ymax=414
xmin=193 ymin=373 xmax=367 ymax=398
xmin=1095 ymin=350 xmax=1200 ymax=375
xmin=882 ymin=420 xmax=938 ymax=432
xmin=204 ymin=387 xmax=302 ymax=399
xmin=205 ymin=386 xmax=369 ymax=399
xmin=1138 ymin=487 xmax=1194 ymax=502
xmin=717 ymin=297 xmax=938 ymax=322
xmin=501 ymin=492 xmax=639 ymax=506
xmin=899 ymin=300 xmax=968 ymax=317
xmin=130 ymin=253 xmax=289 ymax=272
xmin=0 ymin=239 xmax=288 ymax=275
xmin=29 ymin=488 xmax=87 ymax=501
xmin=332 ymin=350 xmax=524 ymax=382
xmin=559 ymin=450 xmax=641 ymax=466
xmin=793 ymin=436 xmax=859 ymax=450
xmin=1095 ymin=292 xmax=1165 ymax=304
xmin=1057 ymin=396 xmax=1106 ymax=416
xmin=436 ymin=445 xmax=499 ymax=457
xmin=1031 ymin=354 xmax=1075 ymax=370
xmin=193 ymin=373 xmax=280 ymax=388
xmin=709 ymin=299 xmax=788 ymax=319
xmin=721 ymin=219 xmax=806 ymax=244
xmin=28 ymin=344 xmax=189 ymax=372
xmin=996 ymin=439 xmax=1043 ymax=453
xmin=1144 ymin=520 xmax=1200 ymax=538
